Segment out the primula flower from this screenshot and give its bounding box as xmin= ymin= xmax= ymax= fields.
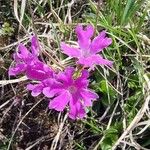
xmin=42 ymin=67 xmax=99 ymax=120
xmin=61 ymin=24 xmax=113 ymax=68
xmin=9 ymin=36 xmax=53 ymax=80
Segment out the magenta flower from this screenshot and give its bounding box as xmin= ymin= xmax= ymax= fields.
xmin=27 ymin=78 xmax=58 ymax=97
xmin=61 ymin=24 xmax=113 ymax=68
xmin=42 ymin=67 xmax=99 ymax=120
xmin=9 ymin=36 xmax=53 ymax=80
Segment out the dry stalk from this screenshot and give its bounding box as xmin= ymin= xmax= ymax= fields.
xmin=94 ymin=99 xmax=120 ymax=150
xmin=7 ymin=99 xmax=43 ymax=150
xmin=64 ymin=0 xmax=75 ymax=24
xmin=50 ymin=113 xmax=68 ymax=150
xmin=111 ymin=73 xmax=150 ymax=149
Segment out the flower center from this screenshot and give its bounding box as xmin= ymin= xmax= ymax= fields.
xmin=68 ymin=85 xmax=77 ymax=94
xmin=82 ymin=49 xmax=90 ymax=58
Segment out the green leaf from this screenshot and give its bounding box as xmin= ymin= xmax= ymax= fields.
xmin=100 ymin=127 xmax=119 ymax=150
xmin=121 ymin=0 xmax=136 ymax=25
xmin=97 ymin=80 xmax=117 ymax=106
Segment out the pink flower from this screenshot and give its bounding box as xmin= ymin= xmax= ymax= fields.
xmin=9 ymin=36 xmax=53 ymax=80
xmin=27 ymin=78 xmax=58 ymax=97
xmin=42 ymin=67 xmax=99 ymax=120
xmin=61 ymin=24 xmax=113 ymax=68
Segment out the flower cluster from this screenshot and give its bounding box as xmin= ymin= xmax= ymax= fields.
xmin=9 ymin=25 xmax=112 ymax=120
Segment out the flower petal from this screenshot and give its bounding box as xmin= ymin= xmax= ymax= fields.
xmin=26 ymin=67 xmax=47 ymax=80
xmin=31 ymin=36 xmax=39 ymax=56
xmin=80 ymin=89 xmax=99 ymax=106
xmin=96 ymin=55 xmax=113 ymax=66
xmin=43 ymin=87 xmax=62 ymax=98
xmin=48 ymin=91 xmax=71 ymax=111
xmin=90 ymin=31 xmax=112 ymax=53
xmin=43 ymin=87 xmax=52 ymax=97
xmin=9 ymin=63 xmax=26 ymax=76
xmin=77 ymin=102 xmax=86 ymax=119
xmin=75 ymin=70 xmax=89 ymax=88
xmin=17 ymin=44 xmax=29 ymax=59
xmin=27 ymin=83 xmax=43 ymax=97
xmin=31 ymin=89 xmax=42 ymax=97
xmin=69 ymin=100 xmax=86 ymax=120
xmin=75 ymin=24 xmax=94 ymax=50
xmin=78 ymin=54 xmax=113 ymax=68
xmin=26 ymin=61 xmax=53 ymax=80
xmin=27 ymin=84 xmax=35 ymax=90
xmin=61 ymin=42 xmax=81 ymax=58
xmin=57 ymin=67 xmax=74 ymax=85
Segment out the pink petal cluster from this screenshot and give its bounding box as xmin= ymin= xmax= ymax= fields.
xmin=61 ymin=24 xmax=113 ymax=68
xmin=9 ymin=25 xmax=112 ymax=120
xmin=9 ymin=36 xmax=53 ymax=81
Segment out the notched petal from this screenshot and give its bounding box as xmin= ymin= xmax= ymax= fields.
xmin=61 ymin=42 xmax=81 ymax=57
xmin=48 ymin=91 xmax=70 ymax=111
xmin=90 ymin=31 xmax=112 ymax=53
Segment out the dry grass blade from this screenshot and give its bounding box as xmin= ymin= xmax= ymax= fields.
xmin=0 ymin=76 xmax=28 ymax=86
xmin=138 ymin=33 xmax=150 ymax=46
xmin=112 ymin=74 xmax=150 ymax=149
xmin=50 ymin=113 xmax=68 ymax=150
xmin=25 ymin=137 xmax=45 ymax=150
xmin=135 ymin=120 xmax=150 ymax=135
xmin=14 ymin=0 xmax=27 ymax=32
xmin=0 ymin=37 xmax=29 ymax=50
xmin=112 ymin=95 xmax=150 ymax=149
xmin=64 ymin=0 xmax=75 ymax=24
xmin=20 ymin=0 xmax=26 ymax=26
